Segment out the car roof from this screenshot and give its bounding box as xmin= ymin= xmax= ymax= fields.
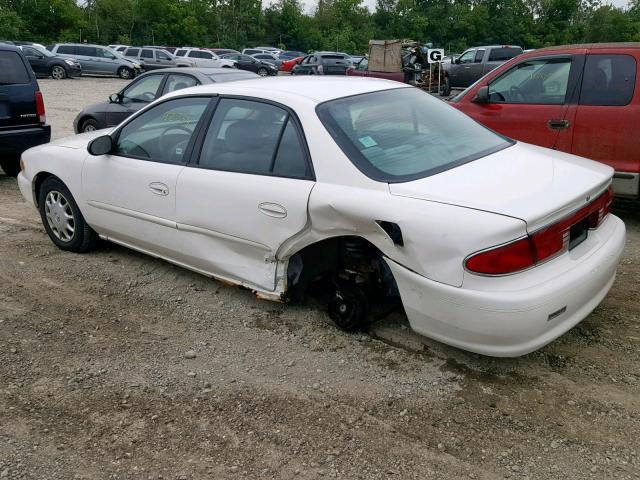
xmin=521 ymin=42 xmax=640 ymax=54
xmin=0 ymin=43 xmax=20 ymax=52
xmin=165 ymin=76 xmax=406 ymax=103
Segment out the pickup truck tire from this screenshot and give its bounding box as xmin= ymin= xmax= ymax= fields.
xmin=38 ymin=177 xmax=98 ymax=253
xmin=441 ymin=76 xmax=451 ymax=96
xmin=118 ymin=67 xmax=133 ymax=79
xmin=0 ymin=155 xmax=20 ymax=177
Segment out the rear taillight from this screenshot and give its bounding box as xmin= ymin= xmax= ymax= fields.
xmin=35 ymin=91 xmax=46 ymax=124
xmin=466 ymin=186 xmax=614 ymax=275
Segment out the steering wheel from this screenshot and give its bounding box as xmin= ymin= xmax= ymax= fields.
xmin=159 ymin=125 xmax=193 ymax=157
xmin=509 ymin=85 xmax=526 ymax=103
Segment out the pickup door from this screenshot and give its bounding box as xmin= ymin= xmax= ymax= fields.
xmin=570 ymin=49 xmax=640 ymax=195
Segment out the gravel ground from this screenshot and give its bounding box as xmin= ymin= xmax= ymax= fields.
xmin=0 ymin=77 xmax=639 ymax=479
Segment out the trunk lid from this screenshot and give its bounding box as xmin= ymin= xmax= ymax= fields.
xmin=389 ymin=142 xmax=613 ymax=232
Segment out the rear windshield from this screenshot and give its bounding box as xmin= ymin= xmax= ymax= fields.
xmin=0 ymin=51 xmax=30 ymax=84
xmin=488 ymin=47 xmax=522 ymax=62
xmin=321 ymin=55 xmax=347 ymax=60
xmin=316 ymin=88 xmax=512 ymax=182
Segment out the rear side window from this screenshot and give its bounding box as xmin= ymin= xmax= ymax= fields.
xmin=580 ymin=54 xmax=636 ymax=106
xmin=0 ymin=51 xmax=30 ymax=84
xmin=175 ymin=49 xmax=187 ymax=57
xmin=77 ymin=46 xmax=97 ymax=56
xmin=244 ymin=50 xmax=259 ymax=55
xmin=199 ymin=98 xmax=311 ymax=178
xmin=141 ymin=49 xmax=153 ymax=59
xmin=488 ymin=48 xmax=522 ymax=61
xmin=57 ymin=45 xmax=76 ymax=55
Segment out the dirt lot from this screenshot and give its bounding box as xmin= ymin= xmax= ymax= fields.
xmin=1 ymin=77 xmax=639 ymax=480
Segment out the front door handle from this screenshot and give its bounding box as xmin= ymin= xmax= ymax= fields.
xmin=149 ymin=182 xmax=169 ymax=196
xmin=548 ymin=119 xmax=570 ymax=130
xmin=258 ymin=202 xmax=287 ymax=218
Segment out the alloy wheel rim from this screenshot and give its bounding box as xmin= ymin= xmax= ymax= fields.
xmin=52 ymin=67 xmax=65 ymax=79
xmin=121 ymin=69 xmax=131 ymax=79
xmin=83 ymin=123 xmax=96 ymax=132
xmin=44 ymin=190 xmax=75 ymax=242
xmin=258 ymin=69 xmax=268 ymax=76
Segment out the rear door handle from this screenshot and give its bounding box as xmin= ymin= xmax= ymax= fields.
xmin=548 ymin=119 xmax=570 ymax=130
xmin=258 ymin=202 xmax=287 ymax=218
xmin=149 ymin=182 xmax=169 ymax=196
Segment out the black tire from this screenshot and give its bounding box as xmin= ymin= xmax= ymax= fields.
xmin=441 ymin=76 xmax=451 ymax=96
xmin=0 ymin=155 xmax=20 ymax=177
xmin=118 ymin=67 xmax=133 ymax=79
xmin=257 ymin=67 xmax=268 ymax=77
xmin=328 ymin=283 xmax=370 ymax=332
xmin=80 ymin=118 xmax=98 ymax=133
xmin=38 ymin=177 xmax=98 ymax=253
xmin=50 ymin=65 xmax=67 ymax=80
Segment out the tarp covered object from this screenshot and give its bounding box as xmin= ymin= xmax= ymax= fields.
xmin=368 ymin=39 xmax=402 ymax=73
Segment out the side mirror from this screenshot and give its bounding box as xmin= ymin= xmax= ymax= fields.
xmin=454 ymin=58 xmax=461 ymax=64
xmin=473 ymin=86 xmax=490 ymax=104
xmin=87 ymin=135 xmax=113 ymax=156
xmin=109 ymin=93 xmax=121 ymax=104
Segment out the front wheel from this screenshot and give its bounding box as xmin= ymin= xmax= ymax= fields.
xmin=50 ymin=65 xmax=67 ymax=80
xmin=257 ymin=67 xmax=268 ymax=77
xmin=38 ymin=177 xmax=98 ymax=252
xmin=118 ymin=67 xmax=133 ymax=79
xmin=80 ymin=118 xmax=98 ymax=133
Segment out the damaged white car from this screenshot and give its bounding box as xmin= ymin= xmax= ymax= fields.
xmin=18 ymin=77 xmax=626 ymax=357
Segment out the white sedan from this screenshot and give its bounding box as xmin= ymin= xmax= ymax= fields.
xmin=17 ymin=77 xmax=626 ymax=357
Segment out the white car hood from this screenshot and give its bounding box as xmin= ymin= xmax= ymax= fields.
xmin=389 ymin=142 xmax=613 ymax=231
xmin=50 ymin=129 xmax=113 ymax=149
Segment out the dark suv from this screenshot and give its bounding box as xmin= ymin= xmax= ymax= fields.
xmin=292 ymin=52 xmax=352 ymax=75
xmin=0 ymin=44 xmax=51 ymax=177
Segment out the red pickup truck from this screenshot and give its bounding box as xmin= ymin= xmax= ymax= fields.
xmin=451 ymin=43 xmax=640 ymax=198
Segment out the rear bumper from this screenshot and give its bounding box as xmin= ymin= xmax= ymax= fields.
xmin=613 ymin=171 xmax=639 ymax=198
xmin=385 ymin=214 xmax=626 ymax=357
xmin=0 ymin=125 xmax=51 ymax=157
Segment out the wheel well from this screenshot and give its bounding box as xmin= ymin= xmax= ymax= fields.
xmin=33 ymin=172 xmax=57 ymax=207
xmin=285 ymin=235 xmax=399 ymax=303
xmin=76 ymin=115 xmax=94 ymax=133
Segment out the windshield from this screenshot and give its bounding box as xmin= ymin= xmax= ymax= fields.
xmin=316 ymin=87 xmax=512 ymax=182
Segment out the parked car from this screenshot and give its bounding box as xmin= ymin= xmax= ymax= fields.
xmin=143 ymin=45 xmax=178 ymax=54
xmin=48 ymin=43 xmax=143 ymax=79
xmin=242 ymin=48 xmax=279 ymax=56
xmin=18 ymin=77 xmax=626 ymax=357
xmin=346 ymin=57 xmax=404 ymax=82
xmin=172 ymin=48 xmax=236 ymax=68
xmin=123 ymin=47 xmax=194 ymax=70
xmin=281 ymin=56 xmax=304 ymax=72
xmin=349 ymin=55 xmax=365 ymax=65
xmin=278 ymin=50 xmax=306 ymax=60
xmin=292 ymin=52 xmax=351 ymax=75
xmin=73 ymin=67 xmax=259 ymax=133
xmin=441 ymin=45 xmax=522 ymax=95
xmin=108 ymin=44 xmax=130 ymax=53
xmin=0 ymin=44 xmax=50 ymax=176
xmin=19 ymin=45 xmax=81 ymax=79
xmin=451 ymin=43 xmax=640 ymax=198
xmin=219 ymin=53 xmax=278 ymax=76
xmin=3 ymin=40 xmax=47 ymax=50
xmin=250 ymin=52 xmax=282 ymax=69
xmin=211 ymin=48 xmax=240 ymax=55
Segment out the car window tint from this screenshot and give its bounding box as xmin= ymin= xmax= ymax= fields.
xmin=175 ymin=49 xmax=187 ymax=56
xmin=114 ymin=97 xmax=209 ymax=163
xmin=244 ymin=50 xmax=259 ymax=55
xmin=122 ymin=75 xmax=163 ymax=104
xmin=57 ymin=45 xmax=75 ymax=55
xmin=141 ymin=49 xmax=154 ymax=59
xmin=22 ymin=47 xmax=38 ymax=56
xmin=77 ymin=46 xmax=97 ymax=56
xmin=156 ymin=51 xmax=171 ymax=61
xmin=0 ymin=51 xmax=30 ymax=84
xmin=488 ymin=57 xmax=571 ymax=105
xmin=580 ymin=54 xmax=636 ymax=106
xmin=271 ymin=119 xmax=310 ymax=178
xmin=188 ymin=51 xmax=200 ymax=58
xmin=97 ymin=48 xmax=115 ymax=59
xmin=163 ymin=74 xmax=198 ymax=94
xmin=474 ymin=49 xmax=485 ymax=63
xmin=200 ymin=99 xmax=304 ymax=177
xmin=488 ymin=48 xmax=522 ymax=62
xmin=126 ymin=48 xmax=139 ymax=56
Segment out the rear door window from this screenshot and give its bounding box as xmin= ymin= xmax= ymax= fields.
xmin=77 ymin=46 xmax=97 ymax=57
xmin=57 ymin=45 xmax=76 ymax=55
xmin=140 ymin=49 xmax=154 ymax=59
xmin=0 ymin=51 xmax=30 ymax=84
xmin=488 ymin=48 xmax=522 ymax=62
xmin=580 ymin=54 xmax=636 ymax=106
